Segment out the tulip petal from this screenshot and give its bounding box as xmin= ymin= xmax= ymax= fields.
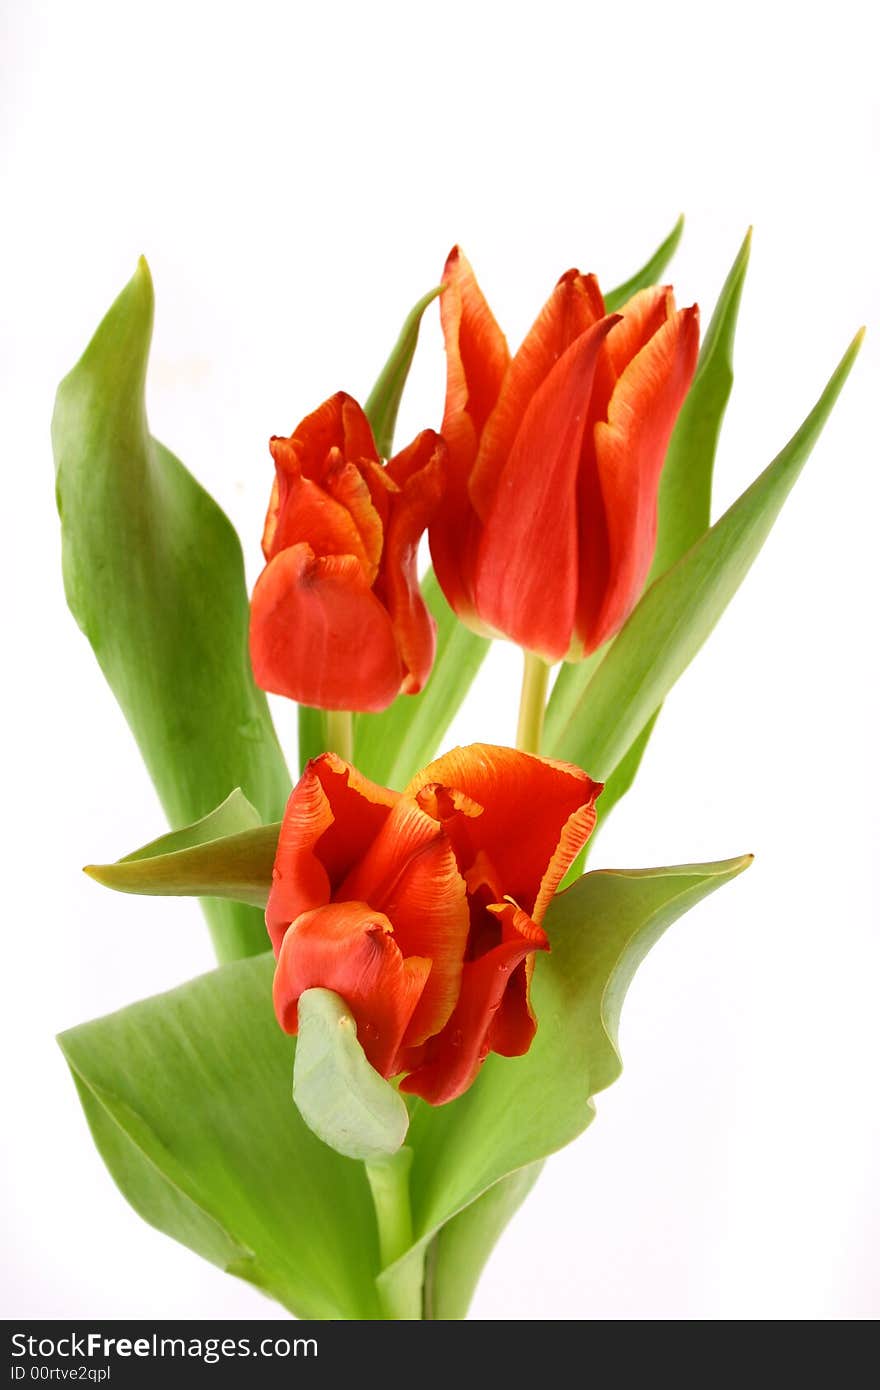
xmin=266 ymin=752 xmax=398 ymax=951
xmin=400 ymin=904 xmax=548 ymax=1105
xmin=407 ymin=744 xmax=601 ymax=918
xmin=276 ymin=392 xmax=379 ymax=483
xmin=273 ymin=902 xmax=430 ymax=1077
xmin=580 ymin=304 xmax=700 ymax=649
xmin=472 ymin=317 xmax=618 ymax=661
xmin=337 ymin=796 xmax=470 ymax=1045
xmin=469 ymin=269 xmax=606 ymax=521
xmin=432 ymin=248 xmax=511 ymax=622
xmin=262 ymin=448 xmax=377 ymax=570
xmin=323 ymin=454 xmax=385 ymax=582
xmin=249 ymin=543 xmax=404 ymax=712
xmin=265 ymin=765 xmax=334 ymax=952
xmin=376 ymin=430 xmax=446 ymax=694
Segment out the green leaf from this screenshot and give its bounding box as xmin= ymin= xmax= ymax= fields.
xmin=649 ymin=228 xmax=752 ymax=581
xmin=424 ymin=1162 xmax=543 ymax=1320
xmin=53 ymin=260 xmax=291 ymax=963
xmin=364 ymin=286 xmax=443 ymax=459
xmin=114 ymin=788 xmax=261 ymax=861
xmin=402 ymin=855 xmax=751 ymax=1308
xmin=354 ymin=570 xmax=490 ymax=788
xmin=297 ymin=704 xmax=325 ymax=774
xmin=551 ymin=329 xmax=863 ymax=781
xmin=604 ymin=215 xmax=684 ymax=313
xmin=294 ymin=989 xmax=410 ymax=1161
xmin=58 ymin=954 xmax=382 ymax=1320
xmin=84 ymin=792 xmax=279 ymax=908
xmin=545 ymin=230 xmax=752 ymax=771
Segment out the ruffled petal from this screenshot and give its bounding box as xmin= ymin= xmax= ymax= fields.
xmin=337 ymin=796 xmax=470 ymax=1045
xmin=375 ymin=430 xmax=446 ymax=694
xmin=472 ymin=315 xmax=618 ymax=660
xmin=400 ymin=902 xmax=548 ymax=1105
xmin=262 ymin=450 xmax=376 ymax=569
xmin=275 ymin=392 xmax=378 ymax=484
xmin=579 ymin=303 xmax=700 ymax=650
xmin=323 ymin=453 xmax=384 ymax=582
xmin=469 ymin=269 xmax=606 ymax=521
xmin=407 ymin=744 xmax=601 ymax=918
xmin=265 ymin=752 xmax=399 ymax=951
xmin=249 ymin=542 xmax=404 ymax=712
xmin=309 ymin=753 xmax=399 ymax=883
xmin=273 ymin=902 xmax=430 ymax=1077
xmin=431 ymin=248 xmax=510 ymax=625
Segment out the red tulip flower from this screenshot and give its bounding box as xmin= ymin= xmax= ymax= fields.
xmin=268 ymin=744 xmax=602 ymax=1105
xmin=250 ymin=392 xmax=446 ymax=712
xmin=431 ymin=249 xmax=700 ymax=662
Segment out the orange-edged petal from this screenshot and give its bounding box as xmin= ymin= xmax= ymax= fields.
xmin=336 ymin=796 xmax=470 ymax=1046
xmin=469 ymin=269 xmax=606 ymax=521
xmin=323 ymin=453 xmax=384 ymax=581
xmin=431 ymin=248 xmax=511 ymax=625
xmin=578 ymin=304 xmax=700 ymax=651
xmin=265 ymin=752 xmax=398 ymax=951
xmin=407 ymin=744 xmax=601 ymax=920
xmin=275 ymin=392 xmax=379 ymax=484
xmin=441 ymin=246 xmax=511 ymax=439
xmin=273 ymin=901 xmax=430 ymax=1077
xmin=472 ymin=316 xmax=618 ymax=661
xmin=249 ymin=542 xmax=404 ymax=712
xmin=265 ymin=763 xmax=334 ymax=953
xmin=376 ymin=430 xmax=446 ymax=694
xmin=262 ymin=449 xmax=377 ymax=570
xmin=400 ymin=903 xmax=548 ymax=1105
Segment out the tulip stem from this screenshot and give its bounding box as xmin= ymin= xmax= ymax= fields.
xmin=516 ymin=651 xmax=550 ymax=754
xmin=365 ymin=1148 xmax=424 ymax=1319
xmin=324 ymin=708 xmax=354 ymax=763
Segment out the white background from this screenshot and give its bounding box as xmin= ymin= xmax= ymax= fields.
xmin=2 ymin=0 xmax=878 ymax=1321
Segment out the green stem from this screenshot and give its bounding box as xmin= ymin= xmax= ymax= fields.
xmin=365 ymin=1148 xmax=424 ymax=1319
xmin=324 ymin=708 xmax=353 ymax=762
xmin=516 ymin=651 xmax=550 ymax=754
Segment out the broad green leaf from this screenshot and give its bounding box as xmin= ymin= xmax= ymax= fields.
xmin=551 ymin=330 xmax=862 ymax=780
xmin=113 ymin=788 xmax=261 ymax=862
xmin=53 ymin=260 xmax=290 ymax=963
xmin=364 ymin=286 xmax=443 ymax=459
xmin=85 ymin=816 xmax=279 ymax=909
xmin=59 ymin=954 xmax=382 ymax=1320
xmin=545 ymin=230 xmax=752 ymax=766
xmin=297 ymin=704 xmax=325 ymax=774
xmin=401 ymin=856 xmax=751 ymax=1292
xmin=424 ymin=1162 xmax=543 ymax=1320
xmin=604 ymin=215 xmax=684 ymax=313
xmin=294 ymin=989 xmax=410 ymax=1161
xmin=354 ymin=570 xmax=490 ymax=789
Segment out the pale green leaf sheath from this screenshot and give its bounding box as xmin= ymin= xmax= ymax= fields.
xmin=53 ymin=260 xmax=290 ymax=962
xmin=293 ymin=989 xmax=409 ymax=1163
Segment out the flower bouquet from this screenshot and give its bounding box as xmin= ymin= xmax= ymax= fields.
xmin=53 ymin=220 xmax=861 ymax=1320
